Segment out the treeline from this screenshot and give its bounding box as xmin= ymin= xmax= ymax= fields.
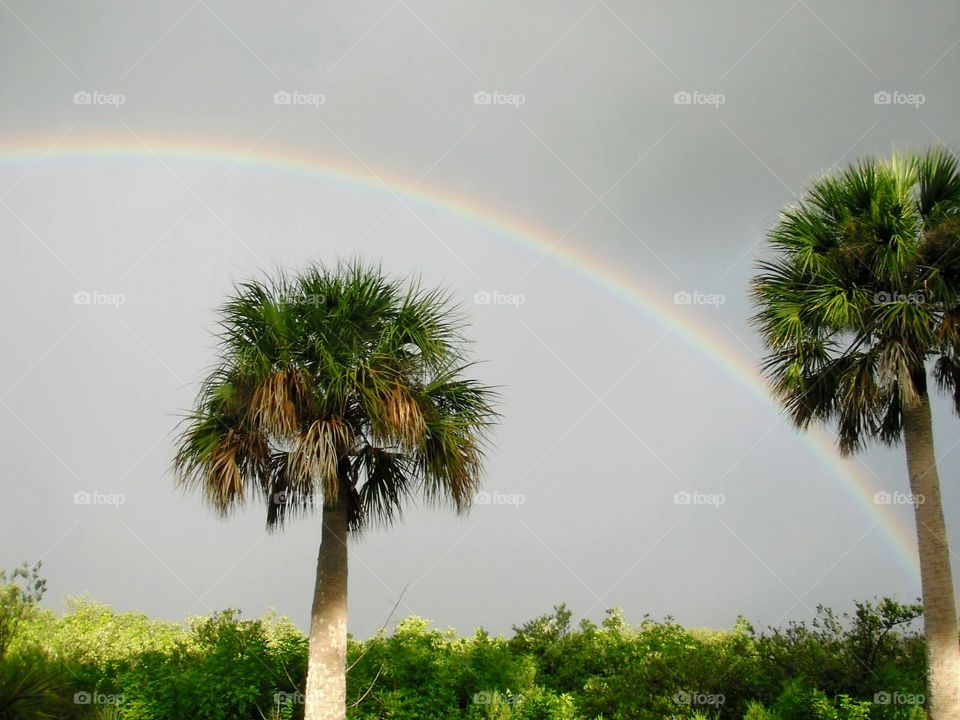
xmin=0 ymin=566 xmax=931 ymax=720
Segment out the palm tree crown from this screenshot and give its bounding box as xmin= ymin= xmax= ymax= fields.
xmin=174 ymin=262 xmax=498 ymax=530
xmin=751 ymin=148 xmax=960 ymax=452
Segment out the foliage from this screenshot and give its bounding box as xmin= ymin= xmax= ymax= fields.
xmin=751 ymin=147 xmax=960 ymax=453
xmin=752 ymin=599 xmax=925 ymax=702
xmin=0 ymin=562 xmax=47 ymax=659
xmin=3 ymin=561 xmax=934 ymax=720
xmin=174 ymin=261 xmax=499 ymax=531
xmin=0 ymin=562 xmax=71 ymax=720
xmin=743 ymin=701 xmax=778 ymax=720
xmin=771 ymin=680 xmax=873 ymax=720
xmin=9 ymin=595 xmax=305 ymax=720
xmin=0 ymin=651 xmax=69 ymax=720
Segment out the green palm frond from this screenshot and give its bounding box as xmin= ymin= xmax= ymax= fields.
xmin=174 ymin=261 xmax=499 ymax=531
xmin=752 ymin=147 xmax=960 ymax=451
xmin=933 ymin=355 xmax=960 ymax=415
xmin=354 ymin=446 xmax=415 ymax=529
xmin=0 ymin=654 xmax=67 ymax=720
xmin=917 ymin=146 xmax=960 ymax=222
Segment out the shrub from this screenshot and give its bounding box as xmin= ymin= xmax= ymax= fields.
xmin=4 ymin=566 xmax=931 ymax=720
xmin=0 ymin=563 xmax=74 ymax=720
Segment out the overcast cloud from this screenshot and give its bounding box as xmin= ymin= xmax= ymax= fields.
xmin=2 ymin=1 xmax=959 ymax=636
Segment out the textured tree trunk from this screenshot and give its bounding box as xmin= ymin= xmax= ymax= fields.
xmin=303 ymin=495 xmax=349 ymax=720
xmin=903 ymin=393 xmax=960 ymax=720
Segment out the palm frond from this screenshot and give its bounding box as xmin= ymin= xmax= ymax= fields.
xmin=917 ymin=146 xmax=960 ymax=222
xmin=175 ymin=261 xmax=498 ymax=532
xmin=0 ymin=654 xmax=67 ymax=720
xmin=417 ymin=420 xmax=483 ymax=513
xmin=287 ymin=418 xmax=354 ymax=501
xmin=752 ymin=147 xmax=960 ymax=453
xmin=354 ymin=446 xmax=414 ymax=529
xmin=933 ymin=355 xmax=960 ymax=416
xmin=248 ymin=370 xmax=303 ymax=437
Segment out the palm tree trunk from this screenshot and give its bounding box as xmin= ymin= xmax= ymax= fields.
xmin=903 ymin=393 xmax=960 ymax=720
xmin=303 ymin=494 xmax=349 ymax=720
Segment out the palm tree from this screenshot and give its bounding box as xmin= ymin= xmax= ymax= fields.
xmin=752 ymin=147 xmax=960 ymax=719
xmin=174 ymin=263 xmax=498 ymax=720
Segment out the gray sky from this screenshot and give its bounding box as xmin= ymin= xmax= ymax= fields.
xmin=2 ymin=0 xmax=959 ymax=637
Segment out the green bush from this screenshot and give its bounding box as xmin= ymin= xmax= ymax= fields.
xmin=3 ymin=562 xmax=933 ymax=720
xmin=11 ymin=598 xmax=307 ymax=720
xmin=0 ymin=650 xmax=72 ymax=720
xmin=463 ymin=686 xmax=579 ymax=720
xmin=771 ymin=680 xmax=873 ymax=720
xmin=0 ymin=563 xmax=76 ymax=720
xmin=742 ymin=700 xmax=778 ymax=720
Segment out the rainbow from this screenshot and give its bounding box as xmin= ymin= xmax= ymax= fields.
xmin=0 ymin=133 xmax=920 ymax=579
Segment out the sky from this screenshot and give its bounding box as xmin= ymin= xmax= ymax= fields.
xmin=2 ymin=0 xmax=959 ymax=638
